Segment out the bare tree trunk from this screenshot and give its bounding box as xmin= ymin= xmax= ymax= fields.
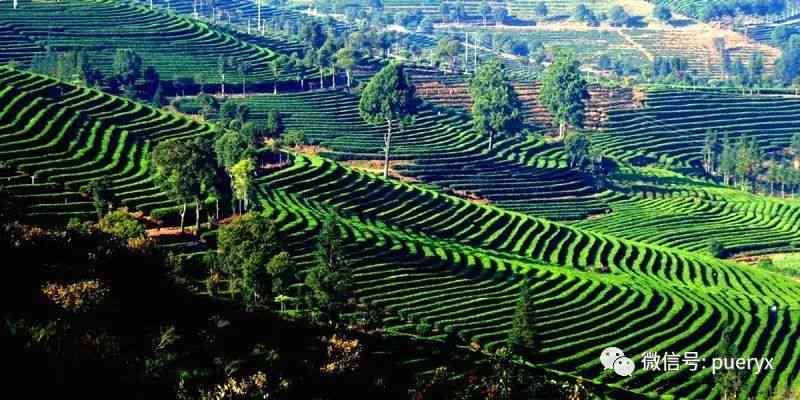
xmin=331 ymin=66 xmax=336 ymax=89
xmin=195 ymin=197 xmax=202 ymax=234
xmin=489 ymin=130 xmax=494 ymax=151
xmin=383 ymin=118 xmax=393 ymax=178
xmin=346 ymin=70 xmax=351 ymax=87
xmin=319 ymin=66 xmax=324 ymax=88
xmin=180 ymin=202 xmax=187 ymax=233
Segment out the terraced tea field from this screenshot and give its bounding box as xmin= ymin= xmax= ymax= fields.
xmin=0 ymin=0 xmax=299 ymax=84
xmin=4 ymin=0 xmax=800 ymax=396
xmin=253 ymin=153 xmax=800 ymax=398
xmin=593 ymin=87 xmax=800 ymax=167
xmin=228 ymin=90 xmax=620 ymax=220
xmin=6 ymin=56 xmax=800 ymax=396
xmin=0 ymin=67 xmax=212 ymax=222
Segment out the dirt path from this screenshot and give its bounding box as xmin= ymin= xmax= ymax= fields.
xmin=616 ymin=28 xmax=655 ymax=62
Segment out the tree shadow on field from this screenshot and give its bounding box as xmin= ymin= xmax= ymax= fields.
xmin=669 ymin=18 xmax=696 ymax=28
xmin=626 ymin=16 xmax=649 ymax=28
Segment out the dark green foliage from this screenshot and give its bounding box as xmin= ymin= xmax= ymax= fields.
xmin=305 ymin=212 xmax=352 ymax=319
xmin=358 ymin=62 xmax=417 ymax=178
xmin=776 ymin=35 xmax=800 ymax=85
xmin=214 ymin=131 xmax=253 ymax=171
xmin=267 ymin=251 xmax=294 ymax=295
xmin=609 ymin=6 xmax=629 ymax=27
xmin=539 ymin=50 xmax=588 ymax=139
xmin=151 ymin=84 xmax=164 ymax=107
xmin=468 ymin=60 xmax=523 ymax=151
xmin=0 ymin=185 xmax=23 ymax=222
xmin=194 ymin=93 xmax=218 ymax=119
xmin=708 ymin=239 xmax=726 ymax=258
xmin=151 ymin=140 xmax=216 ymax=232
xmin=653 ymin=5 xmax=672 ymax=22
xmin=112 ymin=48 xmax=142 ymax=88
xmin=507 ymin=284 xmax=539 ymax=358
xmin=265 ymin=110 xmax=285 ymax=137
xmin=564 ymin=131 xmax=590 ymax=168
xmin=97 ymin=209 xmax=145 ymax=240
xmin=281 ymin=129 xmax=306 ymax=148
xmin=82 ymin=177 xmax=115 ymax=220
xmin=218 ymin=213 xmax=282 ymax=307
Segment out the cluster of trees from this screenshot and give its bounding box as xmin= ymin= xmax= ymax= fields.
xmin=704 ymin=131 xmax=762 ymax=191
xmin=598 ymin=54 xmax=642 ymax=78
xmin=212 ymin=209 xmax=353 ymax=324
xmin=702 ymin=130 xmax=800 ymax=195
xmin=29 ymin=48 xmax=102 ymax=87
xmin=653 ymin=5 xmax=673 ymax=23
xmin=608 ymin=5 xmax=635 ymax=27
xmin=433 ymin=36 xmax=463 ymax=73
xmin=650 ymin=56 xmax=691 ymax=82
xmin=699 ymin=0 xmax=787 ymax=21
xmin=28 ymin=47 xmax=162 ymax=104
xmin=574 ymin=4 xmax=641 ymax=27
xmin=563 ymin=131 xmax=615 ymax=188
xmin=775 ymin=34 xmax=800 ymax=86
xmin=296 ymin=20 xmax=367 ymax=89
xmin=438 ymin=1 xmax=469 ymax=24
xmin=574 ymin=4 xmax=601 ymax=27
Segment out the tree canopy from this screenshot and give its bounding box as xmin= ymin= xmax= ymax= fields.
xmin=218 ymin=212 xmax=282 ymax=307
xmin=539 ymin=50 xmax=588 ymax=139
xmin=468 ymin=60 xmax=522 ymax=151
xmin=358 ymin=61 xmax=417 ymax=178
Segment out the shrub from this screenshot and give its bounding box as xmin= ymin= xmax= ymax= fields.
xmin=708 ymin=239 xmax=726 ymax=258
xmin=757 ymin=258 xmax=774 ymax=269
xmin=416 ymin=322 xmax=433 ymax=336
xmin=42 ymin=279 xmax=110 ymax=313
xmin=98 ymin=209 xmax=146 ymax=240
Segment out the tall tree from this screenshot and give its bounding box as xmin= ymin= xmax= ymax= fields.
xmin=790 ymin=132 xmax=800 ymax=166
xmin=335 ymin=47 xmax=357 ymax=88
xmin=317 ymin=39 xmax=335 ymax=89
xmin=237 ymin=60 xmax=252 ymax=97
xmin=468 ymin=59 xmax=523 ymax=151
xmin=151 ymin=140 xmax=214 ymax=233
xmin=480 ymin=1 xmax=492 ymax=26
xmin=702 ymin=129 xmax=722 ymax=175
xmin=112 ymin=48 xmax=142 ymax=92
xmin=230 ymin=158 xmax=256 ymax=213
xmin=507 ymin=284 xmax=539 ymax=359
xmin=304 ymin=212 xmax=351 ymax=321
xmin=434 ymin=37 xmax=462 ymax=73
xmin=776 ymin=35 xmax=800 ymax=85
xmin=564 ymin=131 xmax=590 ymax=168
xmin=653 ymin=5 xmax=672 ymax=23
xmin=748 ymin=51 xmax=764 ymax=88
xmin=83 ymin=177 xmax=115 ymax=220
xmin=534 ymin=2 xmax=548 ymax=19
xmin=214 ymin=130 xmax=253 ymax=213
xmin=539 ymin=50 xmax=588 ymax=140
xmin=358 ymin=62 xmax=417 ymax=178
xmin=719 ymin=134 xmax=736 ymax=185
xmin=195 ymin=93 xmax=218 ymax=120
xmin=218 ymin=212 xmax=281 ymax=307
